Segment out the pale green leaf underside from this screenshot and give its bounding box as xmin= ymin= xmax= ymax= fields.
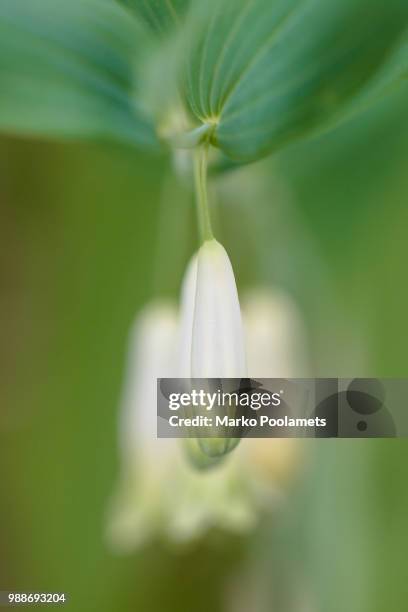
xmin=117 ymin=0 xmax=190 ymax=35
xmin=0 ymin=0 xmax=157 ymax=148
xmin=183 ymin=0 xmax=408 ymax=162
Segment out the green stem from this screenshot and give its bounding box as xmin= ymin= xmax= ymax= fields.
xmin=194 ymin=143 xmax=213 ymax=242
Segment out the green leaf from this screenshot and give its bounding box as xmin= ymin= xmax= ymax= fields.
xmin=117 ymin=0 xmax=190 ymax=35
xmin=338 ymin=32 xmax=408 ymax=128
xmin=0 ymin=0 xmax=157 ymax=148
xmin=364 ymin=32 xmax=408 ymax=98
xmin=182 ymin=0 xmax=408 ymax=162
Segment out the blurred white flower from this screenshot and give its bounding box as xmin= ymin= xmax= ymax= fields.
xmin=106 ymin=303 xmax=180 ymax=552
xmin=241 ymin=289 xmax=309 ymax=490
xmin=106 ymin=240 xmax=308 ymax=552
xmin=243 ymin=289 xmax=308 ymax=380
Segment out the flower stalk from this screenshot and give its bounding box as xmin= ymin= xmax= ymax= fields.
xmin=194 ymin=142 xmax=213 ymax=242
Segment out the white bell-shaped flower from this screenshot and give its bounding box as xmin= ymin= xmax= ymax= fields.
xmin=190 ymin=239 xmax=247 ymax=457
xmin=106 ymin=302 xmax=180 ymax=552
xmin=243 ymin=288 xmax=308 ymax=379
xmin=191 ymin=239 xmax=247 ymax=378
xmin=106 ymin=244 xmax=309 ymax=551
xmin=242 ymin=288 xmax=309 ymax=490
xmin=176 ymin=253 xmax=225 ymax=469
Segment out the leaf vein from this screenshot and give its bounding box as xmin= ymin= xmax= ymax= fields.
xmin=218 ymin=0 xmax=310 ymax=117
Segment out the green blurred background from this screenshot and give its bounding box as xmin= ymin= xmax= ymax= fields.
xmin=1 ymin=79 xmax=408 ymax=611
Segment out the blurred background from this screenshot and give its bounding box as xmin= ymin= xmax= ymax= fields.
xmin=0 ymin=77 xmax=408 ymax=611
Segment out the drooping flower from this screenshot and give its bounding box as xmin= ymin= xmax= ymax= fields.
xmin=175 ymin=251 xmax=225 ymax=469
xmin=191 ymin=239 xmax=247 ymax=379
xmin=106 ymin=242 xmax=308 ymax=552
xmin=106 ymin=245 xmax=254 ymax=551
xmin=189 ymin=239 xmax=247 ymax=458
xmin=241 ymin=289 xmax=309 ymax=489
xmin=106 ymin=302 xmax=180 ymax=552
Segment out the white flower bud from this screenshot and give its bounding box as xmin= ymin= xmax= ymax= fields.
xmin=189 ymin=239 xmax=247 ymax=457
xmin=191 ymin=239 xmax=247 ymax=378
